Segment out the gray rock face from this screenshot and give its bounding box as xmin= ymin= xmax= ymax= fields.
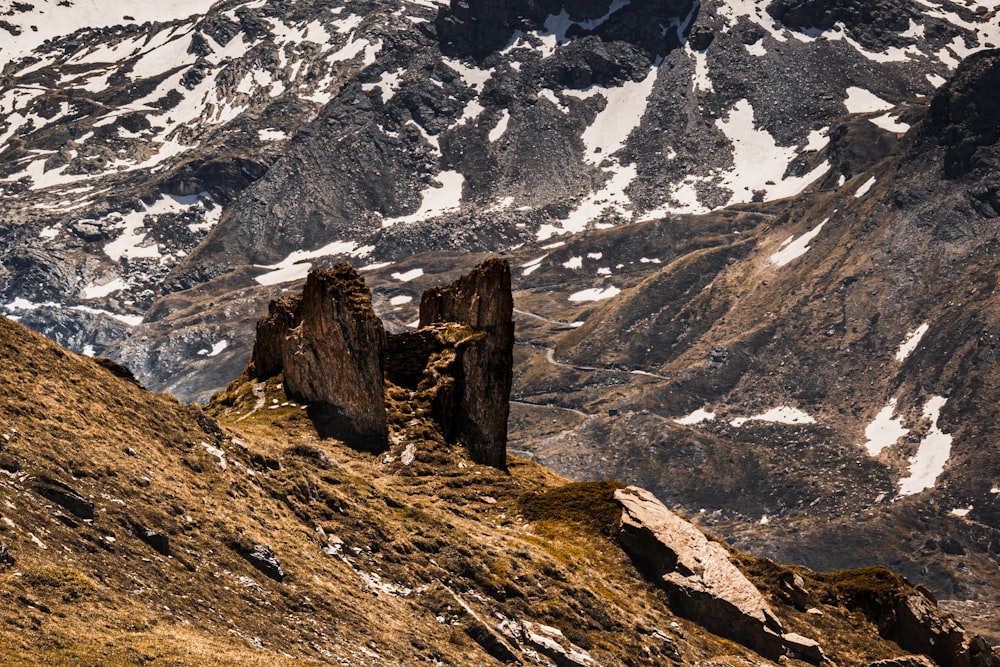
xmin=615 ymin=486 xmax=822 ymax=664
xmin=417 ymin=258 xmax=514 ymax=468
xmin=249 ymin=264 xmax=388 ymax=450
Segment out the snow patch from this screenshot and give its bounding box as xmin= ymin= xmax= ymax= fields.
xmin=675 ymin=408 xmax=716 ymax=426
xmin=568 ymin=286 xmax=620 ymax=302
xmin=896 ymin=323 xmax=929 ymax=362
xmin=898 ymin=396 xmax=953 ymax=497
xmin=258 ymin=128 xmax=288 ymax=141
xmin=844 ymin=87 xmax=894 ymax=114
xmin=580 ymin=67 xmax=658 ymax=164
xmin=198 ymin=340 xmax=228 ymax=357
xmin=255 ymin=241 xmax=372 ymax=286
xmin=361 ymin=67 xmax=405 ymax=101
xmin=768 ymin=219 xmax=827 ymax=267
xmin=389 ymin=295 xmax=413 ymax=306
xmin=541 ymin=163 xmax=638 ymax=240
xmin=522 ymin=254 xmax=548 ymax=276
xmin=562 ymin=257 xmax=583 ymax=269
xmin=869 ymin=113 xmax=910 ymax=134
xmin=391 ymin=268 xmax=424 ymax=283
xmin=862 ymin=399 xmax=909 ymax=456
xmin=102 ymin=193 xmax=218 ymax=261
xmin=730 ymin=407 xmax=815 ymax=427
xmin=488 ymin=110 xmax=510 ymax=143
xmin=719 ymin=99 xmax=830 ymax=201
xmin=689 ymin=45 xmax=713 ymax=93
xmin=71 ymin=305 xmax=143 ymax=326
xmin=381 ymin=171 xmax=464 ymax=227
xmin=442 ymin=57 xmax=492 ymax=89
xmin=82 ymin=277 xmax=127 ymax=300
xmin=854 ymin=176 xmax=877 ymax=198
xmin=950 ymin=507 xmax=972 ymax=518
xmin=0 ymin=0 xmax=215 ymax=61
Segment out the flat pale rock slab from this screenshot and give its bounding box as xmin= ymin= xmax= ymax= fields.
xmin=615 ymin=486 xmax=824 ymax=664
xmin=615 ymin=485 xmax=781 ymax=629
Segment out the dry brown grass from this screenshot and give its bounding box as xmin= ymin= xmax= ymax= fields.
xmin=0 ymin=317 xmax=958 ymax=666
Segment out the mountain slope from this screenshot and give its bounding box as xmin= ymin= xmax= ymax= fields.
xmin=504 ymin=47 xmax=1000 ymax=639
xmin=1 ymin=280 xmax=997 ymax=666
xmin=2 ymin=0 xmax=996 ymax=371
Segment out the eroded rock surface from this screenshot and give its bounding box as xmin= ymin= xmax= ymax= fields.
xmin=245 ymin=259 xmax=513 ymax=467
xmin=417 ymin=258 xmax=514 ymax=468
xmin=249 ymin=264 xmax=387 ymax=449
xmin=890 ymin=594 xmax=1000 ymax=667
xmin=615 ymin=486 xmax=822 ymax=663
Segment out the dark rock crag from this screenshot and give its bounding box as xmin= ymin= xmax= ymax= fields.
xmin=245 ymin=259 xmax=514 ymax=467
xmin=249 ymin=264 xmax=388 ymax=449
xmin=922 ymin=48 xmax=1000 ymax=179
xmin=415 ymin=258 xmax=514 ymax=469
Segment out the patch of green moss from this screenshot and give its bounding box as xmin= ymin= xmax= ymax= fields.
xmin=519 ymin=481 xmax=626 ymax=537
xmin=818 ymin=565 xmax=907 ymax=610
xmin=20 ymin=566 xmax=95 ymax=602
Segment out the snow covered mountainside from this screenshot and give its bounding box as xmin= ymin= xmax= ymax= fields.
xmin=1 ymin=0 xmax=995 ymax=363
xmin=3 ymin=0 xmax=1000 ymax=640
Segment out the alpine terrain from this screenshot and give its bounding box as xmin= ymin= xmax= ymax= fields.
xmin=1 ymin=261 xmax=998 ymax=666
xmin=1 ymin=0 xmax=999 ymax=652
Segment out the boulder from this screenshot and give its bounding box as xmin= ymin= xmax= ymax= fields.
xmin=515 ymin=620 xmax=596 ymax=667
xmin=132 ymin=524 xmax=170 ymax=556
xmin=615 ymin=486 xmax=823 ymax=664
xmin=35 ymin=476 xmax=94 ymax=520
xmin=230 ymin=539 xmax=285 ymax=582
xmin=417 ymin=258 xmax=514 ymax=468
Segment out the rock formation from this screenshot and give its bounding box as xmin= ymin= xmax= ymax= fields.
xmin=615 ymin=486 xmax=823 ymax=664
xmin=245 ymin=259 xmax=514 ymax=467
xmin=416 ymin=258 xmax=514 ymax=468
xmin=888 ymin=593 xmax=1000 ymax=667
xmin=249 ymin=264 xmax=388 ymax=450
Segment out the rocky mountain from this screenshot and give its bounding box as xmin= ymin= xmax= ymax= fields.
xmin=1 ymin=0 xmax=995 ymax=367
xmin=1 ymin=264 xmax=998 ymax=666
xmin=1 ymin=0 xmax=1000 ymax=646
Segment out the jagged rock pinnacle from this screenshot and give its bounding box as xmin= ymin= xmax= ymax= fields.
xmin=249 ymin=264 xmax=388 ymax=450
xmin=245 ymin=259 xmax=514 ymax=467
xmin=418 ymin=258 xmax=514 ymax=468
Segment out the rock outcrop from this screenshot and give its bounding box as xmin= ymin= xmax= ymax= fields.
xmin=249 ymin=264 xmax=388 ymax=449
xmin=615 ymin=486 xmax=823 ymax=664
xmin=244 ymin=259 xmax=514 ymax=467
xmin=416 ymin=258 xmax=514 ymax=468
xmin=888 ymin=593 xmax=1000 ymax=667
xmin=868 ymin=658 xmax=937 ymax=667
xmin=923 ymin=49 xmax=1000 ymax=178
